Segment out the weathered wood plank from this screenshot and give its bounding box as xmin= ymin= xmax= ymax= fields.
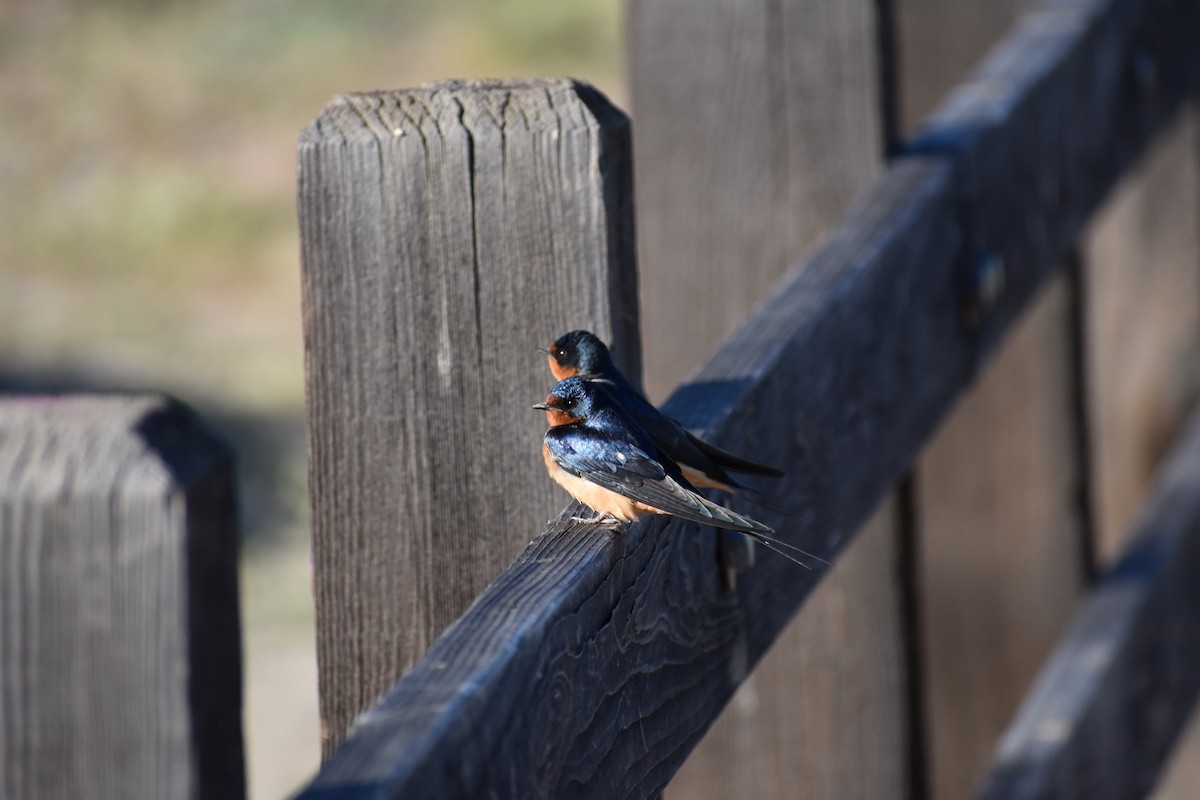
xmin=909 ymin=0 xmax=1200 ymax=341
xmin=897 ymin=2 xmax=1087 ymax=798
xmin=1083 ymin=97 xmax=1200 ymax=800
xmin=0 ymin=395 xmax=244 ymax=800
xmin=297 ymin=0 xmax=1200 ymax=794
xmin=297 ymin=78 xmax=641 ymax=754
xmin=667 ymin=504 xmax=907 ymax=799
xmin=898 ymin=0 xmax=1035 ymax=135
xmin=627 ymin=0 xmax=906 ymax=796
xmin=1084 ymin=105 xmax=1200 ymax=563
xmin=973 ymin=409 xmax=1200 ymax=800
xmin=916 ymin=277 xmax=1088 ymax=800
xmin=1152 ymin=709 xmax=1200 ymax=800
xmin=628 ymin=0 xmax=882 ymax=402
xmin=296 ymin=152 xmax=953 ymax=800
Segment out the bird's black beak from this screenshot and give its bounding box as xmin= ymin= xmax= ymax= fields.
xmin=532 ymin=402 xmax=554 ymax=411
xmin=535 ymin=347 xmax=551 ymax=356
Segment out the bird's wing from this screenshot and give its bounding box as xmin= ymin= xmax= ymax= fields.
xmin=546 ymin=427 xmax=772 ymax=534
xmin=685 ymin=431 xmax=785 ymax=478
xmin=621 ymin=396 xmax=781 ymax=486
xmin=584 ymin=372 xmax=783 ymax=480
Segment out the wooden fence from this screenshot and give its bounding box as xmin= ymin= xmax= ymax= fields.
xmin=293 ymin=0 xmax=1200 ymax=797
xmin=3 ymin=0 xmax=1199 ymax=798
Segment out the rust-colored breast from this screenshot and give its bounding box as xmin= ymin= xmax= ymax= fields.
xmin=542 ymin=408 xmax=577 ymax=427
xmin=541 ymin=441 xmax=653 ymax=523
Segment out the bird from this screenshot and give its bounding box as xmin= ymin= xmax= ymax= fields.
xmin=533 ymin=376 xmax=818 ymax=568
xmin=539 ymin=330 xmax=784 ymax=496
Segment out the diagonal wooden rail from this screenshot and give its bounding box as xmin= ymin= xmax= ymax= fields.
xmin=974 ymin=409 xmax=1200 ymax=800
xmin=296 ymin=0 xmax=1200 ymax=796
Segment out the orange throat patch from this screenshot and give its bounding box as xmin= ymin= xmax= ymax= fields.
xmin=542 ymin=408 xmax=579 ymax=427
xmin=547 ymin=355 xmax=577 ymax=381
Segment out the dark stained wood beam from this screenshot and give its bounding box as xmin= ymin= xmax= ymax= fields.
xmin=295 ymin=0 xmax=1200 ymax=796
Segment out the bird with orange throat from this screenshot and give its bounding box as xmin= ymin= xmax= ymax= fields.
xmin=540 ymin=330 xmax=784 ymax=498
xmin=534 ymin=376 xmax=818 ymax=567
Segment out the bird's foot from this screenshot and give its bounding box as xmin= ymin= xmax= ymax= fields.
xmin=570 ymin=512 xmax=624 ymax=527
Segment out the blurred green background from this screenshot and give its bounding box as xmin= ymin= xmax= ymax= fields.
xmin=0 ymin=1 xmax=623 ymax=796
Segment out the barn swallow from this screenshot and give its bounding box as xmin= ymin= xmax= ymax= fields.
xmin=534 ymin=377 xmax=817 ymax=568
xmin=539 ymin=330 xmax=784 ymax=496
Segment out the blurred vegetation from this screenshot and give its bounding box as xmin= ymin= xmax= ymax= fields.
xmin=0 ymin=1 xmax=622 ymax=795
xmin=0 ymin=0 xmax=623 ymax=530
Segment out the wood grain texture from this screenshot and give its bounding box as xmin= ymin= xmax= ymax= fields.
xmin=292 ymin=162 xmax=1052 ymax=799
xmin=898 ymin=2 xmax=1081 ymax=798
xmin=628 ymin=0 xmax=882 ymax=401
xmin=297 ymin=79 xmax=641 ymax=753
xmin=915 ymin=278 xmax=1087 ymax=800
xmin=296 ymin=0 xmax=1200 ymax=793
xmin=299 ymin=159 xmax=956 ymax=800
xmin=897 ymin=0 xmax=1035 ymax=135
xmin=909 ymin=0 xmax=1200 ymax=323
xmin=1084 ymin=98 xmax=1200 ymax=800
xmin=665 ymin=504 xmax=907 ymax=799
xmin=973 ymin=410 xmax=1200 ymax=800
xmin=626 ymin=0 xmax=907 ymax=797
xmin=0 ymin=395 xmax=244 ymax=800
xmin=1081 ymin=84 xmax=1200 ymax=800
xmin=1083 ymin=105 xmax=1200 ymax=563
xmin=907 ymin=3 xmax=1200 ymax=796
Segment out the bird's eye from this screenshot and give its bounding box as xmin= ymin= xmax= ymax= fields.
xmin=556 ymin=349 xmax=567 ymax=359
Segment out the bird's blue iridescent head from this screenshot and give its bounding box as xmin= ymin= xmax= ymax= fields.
xmin=541 ymin=330 xmax=615 ymax=381
xmin=532 ymin=375 xmax=616 ymax=426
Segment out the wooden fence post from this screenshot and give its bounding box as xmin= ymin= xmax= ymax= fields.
xmin=974 ymin=409 xmax=1200 ymax=800
xmin=0 ymin=395 xmax=244 ymax=800
xmin=1080 ymin=100 xmax=1200 ymax=800
xmin=1083 ymin=105 xmax=1200 ymax=563
xmin=297 ymin=78 xmax=641 ymax=754
xmin=899 ymin=3 xmax=1200 ymax=797
xmin=896 ymin=2 xmax=1095 ymax=798
xmin=628 ymin=2 xmax=909 ymax=797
